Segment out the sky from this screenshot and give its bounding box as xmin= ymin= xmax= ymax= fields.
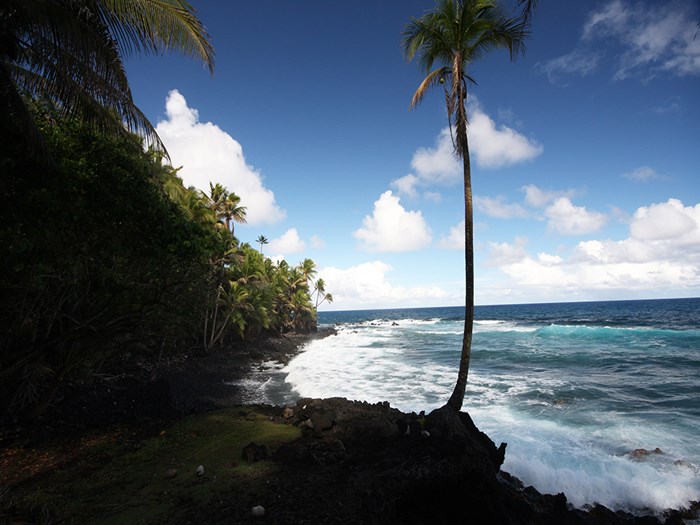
xmin=124 ymin=0 xmax=700 ymax=311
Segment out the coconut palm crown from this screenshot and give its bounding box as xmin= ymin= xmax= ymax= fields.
xmin=402 ymin=0 xmax=528 ymax=412
xmin=1 ymin=0 xmax=214 ymax=159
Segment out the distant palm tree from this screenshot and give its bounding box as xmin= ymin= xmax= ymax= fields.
xmin=313 ymin=278 xmax=333 ymax=309
xmin=256 ymin=235 xmax=269 ymax=255
xmin=1 ymin=0 xmax=214 ymax=159
xmin=403 ymin=0 xmax=528 ymax=412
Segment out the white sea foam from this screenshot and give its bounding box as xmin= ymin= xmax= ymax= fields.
xmin=474 ymin=320 xmax=538 ymax=333
xmin=472 ymin=404 xmax=700 ymax=511
xmin=285 ymin=332 xmax=454 ymax=412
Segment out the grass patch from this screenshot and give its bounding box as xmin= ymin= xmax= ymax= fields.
xmin=1 ymin=407 xmax=300 ymax=524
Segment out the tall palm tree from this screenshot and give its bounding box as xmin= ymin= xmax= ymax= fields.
xmin=1 ymin=0 xmax=214 ymax=159
xmin=403 ymin=0 xmax=528 ymax=412
xmin=224 ymin=192 xmax=247 ymax=238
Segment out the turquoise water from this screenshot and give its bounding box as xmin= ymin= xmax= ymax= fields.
xmin=234 ymin=298 xmax=700 ymax=512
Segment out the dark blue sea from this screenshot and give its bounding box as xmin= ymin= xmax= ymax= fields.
xmin=232 ymin=298 xmax=700 ymax=512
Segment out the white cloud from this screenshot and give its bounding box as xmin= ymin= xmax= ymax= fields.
xmin=488 ymin=199 xmax=700 ymax=299
xmin=475 ymin=195 xmax=529 ymax=219
xmin=156 ymin=90 xmax=285 ymax=224
xmin=268 ymin=228 xmax=306 ymax=255
xmin=629 ymin=198 xmax=700 ymax=243
xmin=522 ymin=184 xmax=575 ymax=208
xmin=391 ymin=174 xmax=420 ymax=199
xmin=622 ymin=166 xmax=662 ymax=182
xmin=391 ymin=99 xmax=542 ymax=198
xmin=468 ymin=99 xmax=544 ymax=168
xmin=545 ymin=197 xmax=608 ymax=235
xmin=354 ymin=191 xmax=432 ymax=252
xmin=410 ymin=128 xmax=462 ymax=185
xmin=487 ymin=238 xmax=529 ymax=267
xmin=542 ymin=1 xmax=700 ymax=83
xmin=438 ymin=220 xmax=465 ymax=249
xmin=318 ymin=261 xmax=455 ymax=310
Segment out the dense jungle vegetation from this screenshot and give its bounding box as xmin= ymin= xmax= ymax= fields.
xmin=0 ymin=107 xmax=329 ymax=420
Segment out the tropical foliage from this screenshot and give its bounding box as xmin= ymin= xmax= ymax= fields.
xmin=0 ymin=108 xmax=326 ymax=419
xmin=403 ymin=0 xmax=529 ymax=411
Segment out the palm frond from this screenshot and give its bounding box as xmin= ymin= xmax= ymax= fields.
xmin=95 ymin=0 xmax=214 ymax=73
xmin=2 ymin=0 xmax=213 ymax=163
xmin=410 ymin=66 xmax=447 ymax=110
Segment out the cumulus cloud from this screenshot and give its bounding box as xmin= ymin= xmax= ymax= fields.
xmin=267 ymin=228 xmax=306 ymax=256
xmin=438 ymin=220 xmax=465 ymax=249
xmin=392 ymin=129 xmax=459 ymax=199
xmin=545 ymin=197 xmax=608 ymax=235
xmin=487 ymin=238 xmax=529 ymax=267
xmin=391 ymin=174 xmax=421 ymax=199
xmin=539 ymin=0 xmax=700 ymax=83
xmin=519 ymin=185 xmax=606 ymax=236
xmin=391 ymin=98 xmax=542 ymax=198
xmin=488 ymin=198 xmax=700 ymax=299
xmin=475 ymin=195 xmax=529 ymax=219
xmin=318 ymin=261 xmax=454 ymax=310
xmin=629 ymin=199 xmax=700 ymax=243
xmin=522 ymin=184 xmax=576 ymax=208
xmin=468 ymin=99 xmax=544 ymax=168
xmin=156 ymin=90 xmax=285 ymax=224
xmin=354 ymin=191 xmax=432 ymax=252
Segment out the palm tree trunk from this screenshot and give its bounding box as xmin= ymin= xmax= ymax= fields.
xmin=447 ymin=127 xmax=474 ymax=412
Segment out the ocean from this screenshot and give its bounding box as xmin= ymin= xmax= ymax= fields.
xmin=232 ymin=298 xmax=700 ymax=513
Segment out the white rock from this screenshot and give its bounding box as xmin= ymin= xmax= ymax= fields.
xmin=251 ymin=505 xmax=265 ymax=517
xmin=195 ymin=465 xmax=204 ymax=476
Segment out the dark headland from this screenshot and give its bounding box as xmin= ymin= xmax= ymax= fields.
xmin=1 ymin=330 xmax=697 ymax=524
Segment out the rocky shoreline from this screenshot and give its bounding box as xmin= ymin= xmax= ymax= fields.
xmin=2 ymin=330 xmax=698 ymax=524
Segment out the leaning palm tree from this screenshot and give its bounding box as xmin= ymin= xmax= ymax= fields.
xmin=403 ymin=0 xmax=528 ymax=412
xmin=1 ymin=0 xmax=214 ymax=160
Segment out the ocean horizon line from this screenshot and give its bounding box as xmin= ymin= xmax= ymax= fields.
xmin=317 ymin=296 xmax=700 ymax=315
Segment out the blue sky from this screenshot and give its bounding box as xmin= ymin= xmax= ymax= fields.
xmin=125 ymin=0 xmax=700 ymax=310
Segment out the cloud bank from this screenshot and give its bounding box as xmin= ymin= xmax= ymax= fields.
xmin=488 ymin=198 xmax=700 ymax=299
xmin=156 ymin=90 xmax=285 ymax=224
xmin=318 ymin=261 xmax=455 ymax=310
